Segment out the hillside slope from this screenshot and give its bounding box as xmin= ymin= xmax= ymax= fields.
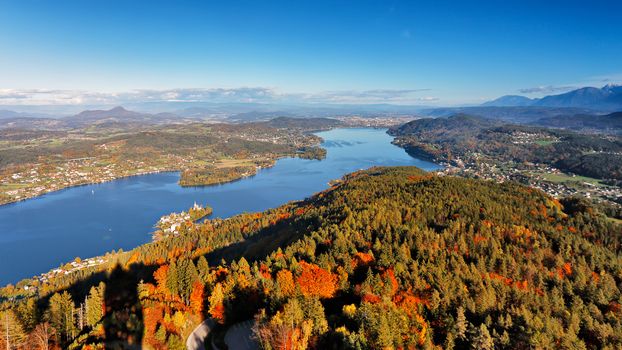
xmin=1 ymin=167 xmax=621 ymax=349
xmin=390 ymin=115 xmax=622 ymax=181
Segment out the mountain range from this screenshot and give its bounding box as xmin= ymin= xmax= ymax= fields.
xmin=484 ymin=84 xmax=622 ymax=111
xmin=61 ymin=106 xmax=192 ymax=127
xmin=0 ymin=106 xmax=209 ymax=130
xmin=0 ymin=109 xmax=57 ymax=119
xmin=419 ymin=106 xmax=598 ymax=124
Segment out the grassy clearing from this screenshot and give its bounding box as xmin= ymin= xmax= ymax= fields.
xmin=607 ymin=217 xmax=622 ymax=225
xmin=539 ymin=172 xmax=604 ymax=185
xmin=214 ymin=158 xmax=257 ymax=168
xmin=0 ymin=183 xmax=30 ymax=190
xmin=535 ymin=140 xmax=558 ymax=146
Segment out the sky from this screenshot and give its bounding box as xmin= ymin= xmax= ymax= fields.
xmin=0 ymin=0 xmax=621 ymax=107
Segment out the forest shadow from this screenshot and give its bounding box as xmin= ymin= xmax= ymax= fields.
xmin=102 ymin=264 xmax=144 ymax=349
xmin=36 ymin=262 xmax=155 ymax=349
xmin=30 ymin=203 xmax=322 ymax=348
xmin=203 ymin=215 xmax=320 ymax=265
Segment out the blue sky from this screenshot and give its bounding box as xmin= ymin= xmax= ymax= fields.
xmin=0 ymin=0 xmax=621 ymax=106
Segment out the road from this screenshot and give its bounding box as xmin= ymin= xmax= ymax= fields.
xmin=186 ymin=318 xmax=259 ymax=350
xmin=224 ymin=319 xmax=259 ymax=350
xmin=186 ymin=318 xmax=215 ymax=350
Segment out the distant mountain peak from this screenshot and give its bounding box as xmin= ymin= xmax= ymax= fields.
xmin=482 ymin=95 xmax=534 ymax=107
xmin=484 ymin=85 xmax=622 ymax=110
xmin=109 ymin=106 xmax=129 ymax=112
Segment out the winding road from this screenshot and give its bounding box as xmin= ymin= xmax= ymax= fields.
xmin=186 ymin=318 xmax=258 ymax=350
xmin=186 ymin=319 xmax=215 ymax=350
xmin=224 ymin=320 xmax=258 ymax=350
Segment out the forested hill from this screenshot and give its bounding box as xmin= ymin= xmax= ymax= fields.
xmin=2 ymin=167 xmax=622 ymax=349
xmin=388 ymin=114 xmax=501 ymax=143
xmin=389 ymin=115 xmax=622 ymax=181
xmin=389 ymin=114 xmax=501 ymax=138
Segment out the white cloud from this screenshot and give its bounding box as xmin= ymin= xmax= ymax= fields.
xmin=584 ymin=72 xmax=622 ymax=85
xmin=292 ymin=89 xmax=435 ymax=103
xmin=517 ymin=85 xmax=576 ymax=94
xmin=0 ymin=90 xmax=29 ymax=99
xmin=0 ymin=87 xmax=437 ymax=105
xmin=518 ymin=73 xmax=622 ymax=96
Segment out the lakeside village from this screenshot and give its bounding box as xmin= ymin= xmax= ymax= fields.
xmin=338 ymin=115 xmax=417 ymax=128
xmin=401 ymin=130 xmax=622 ymax=206
xmin=438 ymin=158 xmax=622 ymax=206
xmin=152 ymin=203 xmax=213 ymax=240
xmin=452 ymin=131 xmax=620 ymax=205
xmin=14 ymin=203 xmax=213 ymax=294
xmin=29 ymin=257 xmax=108 ymax=289
xmin=0 ymin=156 xmax=192 ymax=205
xmin=212 ymin=126 xmax=323 ymax=147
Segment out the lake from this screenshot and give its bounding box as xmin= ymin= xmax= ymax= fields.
xmin=0 ymin=128 xmax=439 ymax=286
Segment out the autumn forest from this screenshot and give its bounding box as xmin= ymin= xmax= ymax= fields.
xmin=1 ymin=166 xmax=621 ymax=349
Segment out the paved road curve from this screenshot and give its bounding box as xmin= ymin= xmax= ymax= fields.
xmin=186 ymin=319 xmax=215 ymax=350
xmin=224 ymin=320 xmax=259 ymax=350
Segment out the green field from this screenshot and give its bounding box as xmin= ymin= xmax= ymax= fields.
xmin=534 ymin=140 xmax=558 ymax=146
xmin=539 ymin=172 xmax=604 ymax=185
xmin=608 ymin=217 xmax=622 ymax=225
xmin=0 ymin=183 xmax=30 ymax=190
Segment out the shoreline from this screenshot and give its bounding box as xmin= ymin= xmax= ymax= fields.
xmin=0 ymin=151 xmax=322 ymax=207
xmin=0 ymin=126 xmax=406 ymax=207
xmin=0 ymin=152 xmax=319 ymax=289
xmin=0 ymin=127 xmax=396 ymax=206
xmin=0 ymin=128 xmax=406 ymax=288
xmin=0 ymin=168 xmax=179 ymax=207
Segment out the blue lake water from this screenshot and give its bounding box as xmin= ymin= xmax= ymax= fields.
xmin=0 ymin=128 xmax=439 ymax=285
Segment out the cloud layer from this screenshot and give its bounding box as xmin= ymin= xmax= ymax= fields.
xmin=517 ymin=85 xmax=576 ymax=94
xmin=0 ymin=88 xmax=438 ymax=106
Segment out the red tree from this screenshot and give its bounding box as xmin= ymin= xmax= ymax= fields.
xmin=296 ymin=262 xmax=337 ymax=298
xmin=189 ymin=281 xmax=205 ymax=316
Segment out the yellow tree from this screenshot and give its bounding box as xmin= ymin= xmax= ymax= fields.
xmin=208 ymin=283 xmax=225 ymax=324
xmin=1 ymin=310 xmax=25 ymax=350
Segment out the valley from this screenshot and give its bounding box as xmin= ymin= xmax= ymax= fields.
xmin=2 ymin=2 xmax=622 ymax=349
xmin=1 ymin=108 xmax=621 ymax=350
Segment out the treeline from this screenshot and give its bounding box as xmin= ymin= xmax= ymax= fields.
xmin=179 ymin=165 xmax=259 ymax=187
xmin=296 ymin=146 xmax=328 ymax=160
xmin=2 ymin=167 xmax=622 ymax=349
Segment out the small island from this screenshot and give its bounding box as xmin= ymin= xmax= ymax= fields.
xmin=152 ymin=203 xmax=213 ymax=240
